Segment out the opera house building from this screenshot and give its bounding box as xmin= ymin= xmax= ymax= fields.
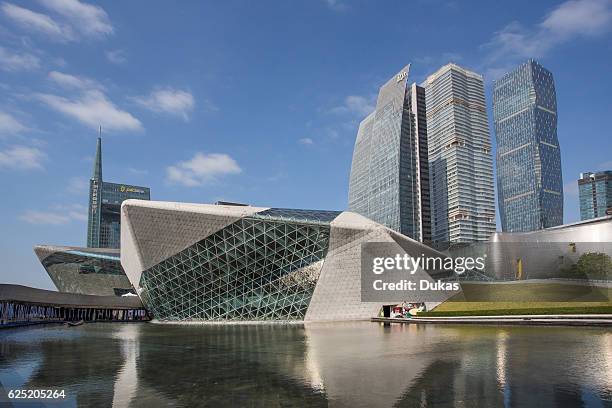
xmin=119 ymin=200 xmax=447 ymax=322
xmin=34 ymin=245 xmax=135 ymax=297
xmin=33 ymin=197 xmax=612 ymax=322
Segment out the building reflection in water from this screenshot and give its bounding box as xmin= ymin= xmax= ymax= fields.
xmin=496 ymin=330 xmax=510 ymax=406
xmin=111 ymin=324 xmax=140 ymax=407
xmin=303 ymin=322 xmax=438 ymax=407
xmin=0 ymin=322 xmax=611 ymax=407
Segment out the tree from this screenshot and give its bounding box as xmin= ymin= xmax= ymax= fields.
xmin=576 ymin=252 xmax=612 ymax=279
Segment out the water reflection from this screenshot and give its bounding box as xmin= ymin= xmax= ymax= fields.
xmin=111 ymin=325 xmax=140 ymax=407
xmin=0 ymin=322 xmax=611 ymax=407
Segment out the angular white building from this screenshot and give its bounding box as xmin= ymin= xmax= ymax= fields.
xmin=120 ymin=200 xmax=451 ymax=322
xmin=34 ymin=245 xmax=134 ymax=297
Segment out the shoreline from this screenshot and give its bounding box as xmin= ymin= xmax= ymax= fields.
xmin=372 ymin=315 xmax=612 ymax=327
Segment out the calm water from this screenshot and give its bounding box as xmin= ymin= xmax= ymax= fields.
xmin=0 ymin=322 xmax=611 ymax=407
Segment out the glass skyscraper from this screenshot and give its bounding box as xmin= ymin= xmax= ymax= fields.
xmin=348 ymin=64 xmax=431 ymax=242
xmin=493 ymin=59 xmax=563 ymax=232
xmin=578 ymin=171 xmax=612 ymax=220
xmin=87 ymin=137 xmax=151 ymax=248
xmin=423 ymin=63 xmax=496 ymax=245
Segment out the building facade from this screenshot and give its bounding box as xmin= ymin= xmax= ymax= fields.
xmin=493 ymin=59 xmax=563 ymax=232
xmin=120 ymin=200 xmax=452 ymax=321
xmin=33 ymin=245 xmax=135 ymax=296
xmin=579 ymin=171 xmax=612 ymax=220
xmin=423 ymin=63 xmax=496 ymax=245
xmin=348 ymin=64 xmax=431 ymax=243
xmin=488 ymin=215 xmax=612 ymax=283
xmin=87 ymin=138 xmax=150 ymax=248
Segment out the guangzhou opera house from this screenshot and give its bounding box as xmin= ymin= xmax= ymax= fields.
xmin=34 ymin=199 xmax=612 ymax=322
xmin=120 ymin=200 xmax=448 ymax=321
xmin=34 ymin=245 xmax=135 ymax=297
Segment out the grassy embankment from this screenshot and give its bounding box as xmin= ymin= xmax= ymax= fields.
xmin=421 ymin=281 xmax=612 ymax=316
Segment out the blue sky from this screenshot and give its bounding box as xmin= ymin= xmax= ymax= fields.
xmin=1 ymin=0 xmax=611 ymax=289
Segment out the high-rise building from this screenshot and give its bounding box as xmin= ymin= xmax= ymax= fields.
xmin=87 ymin=137 xmax=150 ymax=248
xmin=493 ymin=59 xmax=563 ymax=232
xmin=348 ymin=64 xmax=431 ymax=242
xmin=423 ymin=63 xmax=496 ymax=245
xmin=578 ymin=171 xmax=612 ymax=220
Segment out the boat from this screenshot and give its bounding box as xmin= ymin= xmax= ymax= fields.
xmin=65 ymin=320 xmax=84 ymax=327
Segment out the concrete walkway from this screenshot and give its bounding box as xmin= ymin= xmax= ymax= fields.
xmin=372 ymin=315 xmax=612 ymax=327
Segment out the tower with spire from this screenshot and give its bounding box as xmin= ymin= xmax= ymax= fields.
xmin=86 ymin=129 xmax=151 ymax=249
xmin=93 ymin=129 xmax=102 ymax=181
xmin=87 ymin=133 xmax=104 ymax=248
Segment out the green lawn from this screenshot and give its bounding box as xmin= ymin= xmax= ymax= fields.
xmin=423 ymin=281 xmax=612 ymax=316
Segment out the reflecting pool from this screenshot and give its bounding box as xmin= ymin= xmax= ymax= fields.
xmin=1 ymin=322 xmax=611 ymax=407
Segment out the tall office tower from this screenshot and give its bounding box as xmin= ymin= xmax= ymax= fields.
xmin=348 ymin=64 xmax=431 ymax=242
xmin=578 ymin=171 xmax=612 ymax=220
xmin=87 ymin=137 xmax=151 ymax=248
xmin=493 ymin=59 xmax=563 ymax=232
xmin=423 ymin=63 xmax=496 ymax=245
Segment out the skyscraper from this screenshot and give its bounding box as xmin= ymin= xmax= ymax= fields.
xmin=348 ymin=64 xmax=431 ymax=242
xmin=493 ymin=59 xmax=563 ymax=232
xmin=578 ymin=171 xmax=612 ymax=220
xmin=87 ymin=137 xmax=151 ymax=248
xmin=423 ymin=63 xmax=496 ymax=245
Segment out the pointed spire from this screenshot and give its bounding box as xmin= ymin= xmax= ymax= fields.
xmin=93 ymin=127 xmax=102 ymax=181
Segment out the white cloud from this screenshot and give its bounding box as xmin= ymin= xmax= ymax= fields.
xmin=19 ymin=203 xmax=87 ymax=225
xmin=105 ymin=49 xmax=126 ymax=64
xmin=2 ymin=0 xmax=112 ymax=41
xmin=41 ymin=70 xmax=140 ymax=132
xmin=0 ymin=111 xmax=27 ymax=135
xmin=542 ymin=0 xmax=612 ymax=37
xmin=36 ymin=89 xmax=143 ymax=132
xmin=52 ymin=203 xmax=87 ymax=221
xmin=19 ymin=210 xmax=70 ymax=225
xmin=1 ymin=2 xmax=74 ymax=41
xmin=127 ymin=167 xmax=148 ymax=175
xmin=0 ymin=46 xmax=41 ymax=71
xmin=133 ymin=88 xmax=195 ymax=121
xmin=484 ymin=0 xmax=612 ymax=65
xmin=39 ymin=0 xmax=113 ymax=38
xmin=331 ymin=95 xmax=375 ymax=117
xmin=298 ymin=137 xmax=314 ymax=145
xmin=483 ymin=65 xmax=517 ymax=82
xmin=325 ymin=0 xmax=348 ymax=11
xmin=48 ymin=70 xmax=102 ymax=90
xmin=166 ymin=152 xmax=241 ymax=187
xmin=0 ymin=145 xmax=46 ymax=170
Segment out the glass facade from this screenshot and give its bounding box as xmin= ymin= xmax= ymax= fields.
xmin=87 ymin=138 xmax=150 ymax=248
xmin=139 ymin=209 xmax=340 ymax=320
xmin=41 ymin=249 xmax=124 ymax=276
xmin=493 ymin=60 xmax=563 ymax=232
xmin=578 ymin=171 xmax=612 ymax=220
xmin=423 ymin=64 xmax=496 ymax=244
xmin=34 ymin=246 xmax=135 ymax=296
xmin=348 ymin=65 xmax=431 ymax=242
